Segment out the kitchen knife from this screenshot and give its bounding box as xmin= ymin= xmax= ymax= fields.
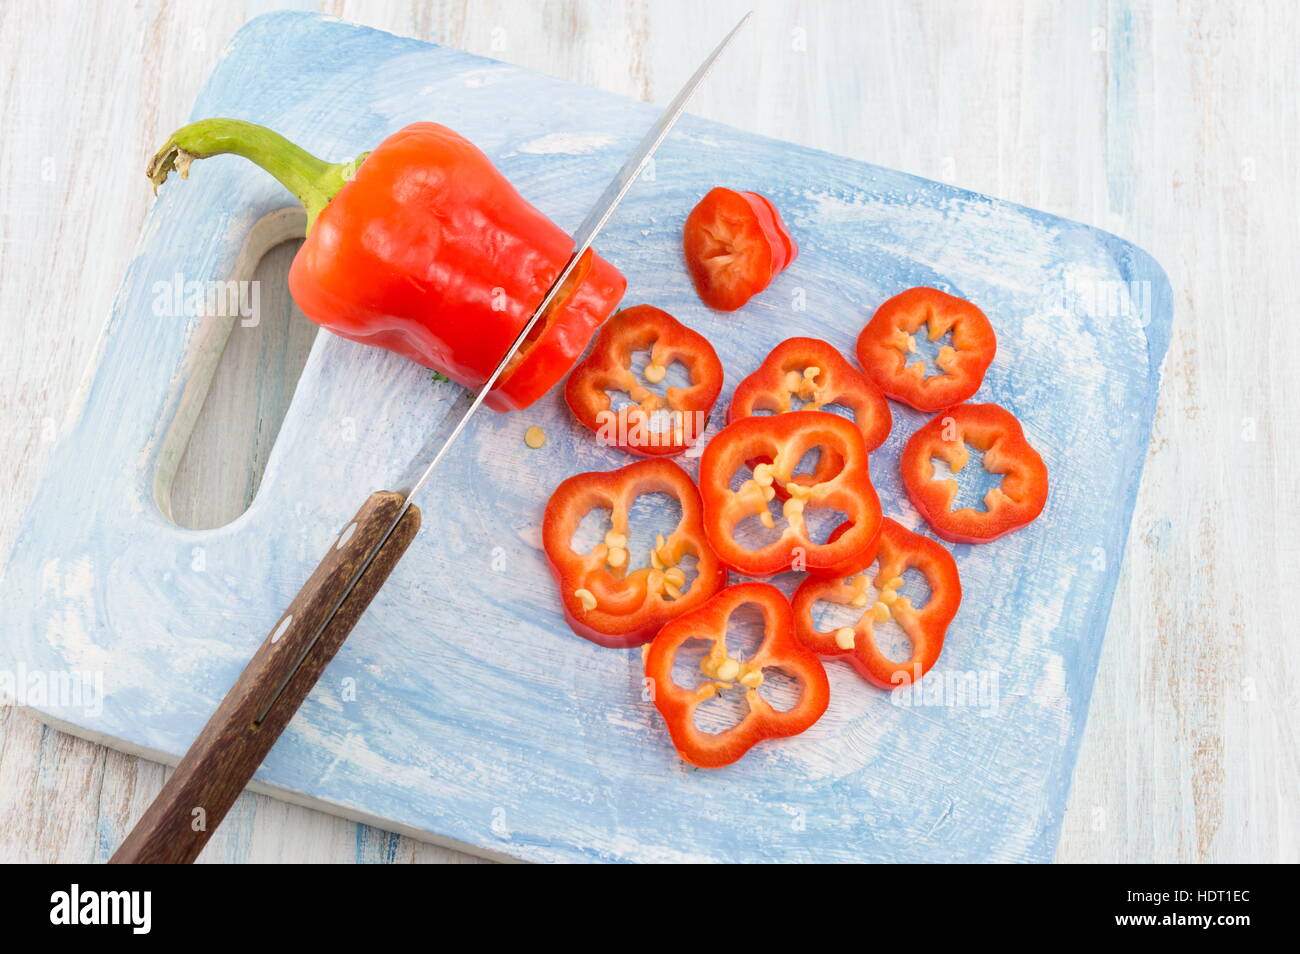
xmin=109 ymin=12 xmax=751 ymax=865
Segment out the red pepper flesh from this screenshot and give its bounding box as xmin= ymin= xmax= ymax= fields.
xmin=792 ymin=518 xmax=961 ymax=688
xmin=542 ymin=458 xmax=727 ymax=648
xmin=729 ymin=336 xmax=892 ymax=452
xmin=645 ymin=582 xmax=830 ymax=768
xmin=856 ymin=287 xmax=996 ymax=412
xmin=683 ymin=187 xmax=798 ymax=312
xmin=147 ymin=120 xmax=627 ymax=412
xmin=565 ymin=305 xmax=722 ymax=457
xmin=698 ymin=411 xmax=882 ymax=578
xmin=900 ymin=402 xmax=1049 ymax=543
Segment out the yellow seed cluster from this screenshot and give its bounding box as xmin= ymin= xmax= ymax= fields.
xmin=782 ymin=496 xmax=806 ymax=531
xmin=745 ymin=463 xmax=778 ymax=529
xmin=778 ymin=365 xmax=827 ymax=412
xmin=602 ymin=529 xmax=629 ymax=569
xmin=782 ymin=479 xmax=813 ymax=531
xmin=700 ymin=651 xmax=764 ymax=691
xmin=878 ymin=575 xmax=905 ymax=608
xmin=648 ymin=533 xmax=686 ymax=600
xmin=894 ymin=320 xmax=962 ymax=379
xmin=836 ymin=573 xmax=909 ymax=637
xmin=845 ymin=572 xmax=871 ymax=608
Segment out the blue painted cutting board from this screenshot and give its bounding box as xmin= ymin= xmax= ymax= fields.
xmin=0 ymin=12 xmax=1171 ymax=862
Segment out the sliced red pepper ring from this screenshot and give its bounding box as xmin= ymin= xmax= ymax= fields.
xmin=645 ymin=582 xmax=830 ymax=768
xmin=564 ymin=305 xmax=723 ymax=457
xmin=792 ymin=518 xmax=961 ymax=689
xmin=698 ymin=411 xmax=882 ymax=578
xmin=542 ymin=459 xmax=727 ymax=648
xmin=683 ymin=187 xmax=798 ymax=312
xmin=901 ymin=403 xmax=1049 ymax=544
xmin=728 ymin=336 xmax=892 ymax=459
xmin=856 ymin=287 xmax=996 ymax=412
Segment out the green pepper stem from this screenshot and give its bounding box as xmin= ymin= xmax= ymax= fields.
xmin=145 ymin=118 xmax=363 ymax=231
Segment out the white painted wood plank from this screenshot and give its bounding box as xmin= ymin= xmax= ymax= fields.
xmin=1 ymin=0 xmax=1295 ymax=863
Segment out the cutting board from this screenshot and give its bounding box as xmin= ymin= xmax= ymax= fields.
xmin=0 ymin=11 xmax=1171 ymax=863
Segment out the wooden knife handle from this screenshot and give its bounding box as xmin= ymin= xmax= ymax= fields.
xmin=109 ymin=490 xmax=421 ymax=864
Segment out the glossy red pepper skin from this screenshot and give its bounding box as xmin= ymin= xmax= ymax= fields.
xmin=286 ymin=123 xmax=626 ymax=412
xmin=542 ymin=459 xmax=727 ymax=648
xmin=856 ymin=287 xmax=996 ymax=412
xmin=149 ymin=119 xmax=627 ymax=411
xmin=792 ymin=518 xmax=961 ymax=688
xmin=683 ymin=187 xmax=798 ymax=311
xmin=901 ymin=403 xmax=1049 ymax=543
xmin=564 ymin=305 xmax=723 ymax=457
xmin=645 ymin=583 xmax=830 ymax=768
xmin=698 ymin=411 xmax=882 ymax=578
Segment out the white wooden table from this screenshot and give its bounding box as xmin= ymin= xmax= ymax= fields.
xmin=1 ymin=0 xmax=1295 ymax=864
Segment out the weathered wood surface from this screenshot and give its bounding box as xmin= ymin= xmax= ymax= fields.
xmin=0 ymin=0 xmax=1295 ymax=863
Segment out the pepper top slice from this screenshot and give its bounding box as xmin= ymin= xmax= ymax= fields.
xmin=900 ymin=402 xmax=1049 ymax=543
xmin=565 ymin=305 xmax=723 ymax=457
xmin=645 ymin=582 xmax=830 ymax=768
xmin=792 ymin=518 xmax=961 ymax=688
xmin=856 ymin=287 xmax=996 ymax=412
xmin=683 ymin=187 xmax=798 ymax=312
xmin=542 ymin=458 xmax=727 ymax=648
xmin=698 ymin=411 xmax=882 ymax=578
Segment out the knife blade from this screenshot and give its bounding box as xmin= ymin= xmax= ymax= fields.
xmin=110 ymin=12 xmax=751 ymax=863
xmin=262 ymin=10 xmax=751 ymax=725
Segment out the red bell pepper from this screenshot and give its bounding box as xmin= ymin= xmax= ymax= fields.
xmin=901 ymin=403 xmax=1049 ymax=543
xmin=542 ymin=458 xmax=727 ymax=648
xmin=147 ymin=119 xmax=627 ymax=412
xmin=791 ymin=518 xmax=961 ymax=688
xmin=564 ymin=305 xmax=722 ymax=457
xmin=698 ymin=411 xmax=882 ymax=578
xmin=728 ymin=336 xmax=892 ymax=452
xmin=683 ymin=187 xmax=797 ymax=311
xmin=645 ymin=582 xmax=830 ymax=768
xmin=856 ymin=287 xmax=996 ymax=412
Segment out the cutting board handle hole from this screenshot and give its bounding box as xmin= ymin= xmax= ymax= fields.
xmin=159 ymin=207 xmax=314 ymax=529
